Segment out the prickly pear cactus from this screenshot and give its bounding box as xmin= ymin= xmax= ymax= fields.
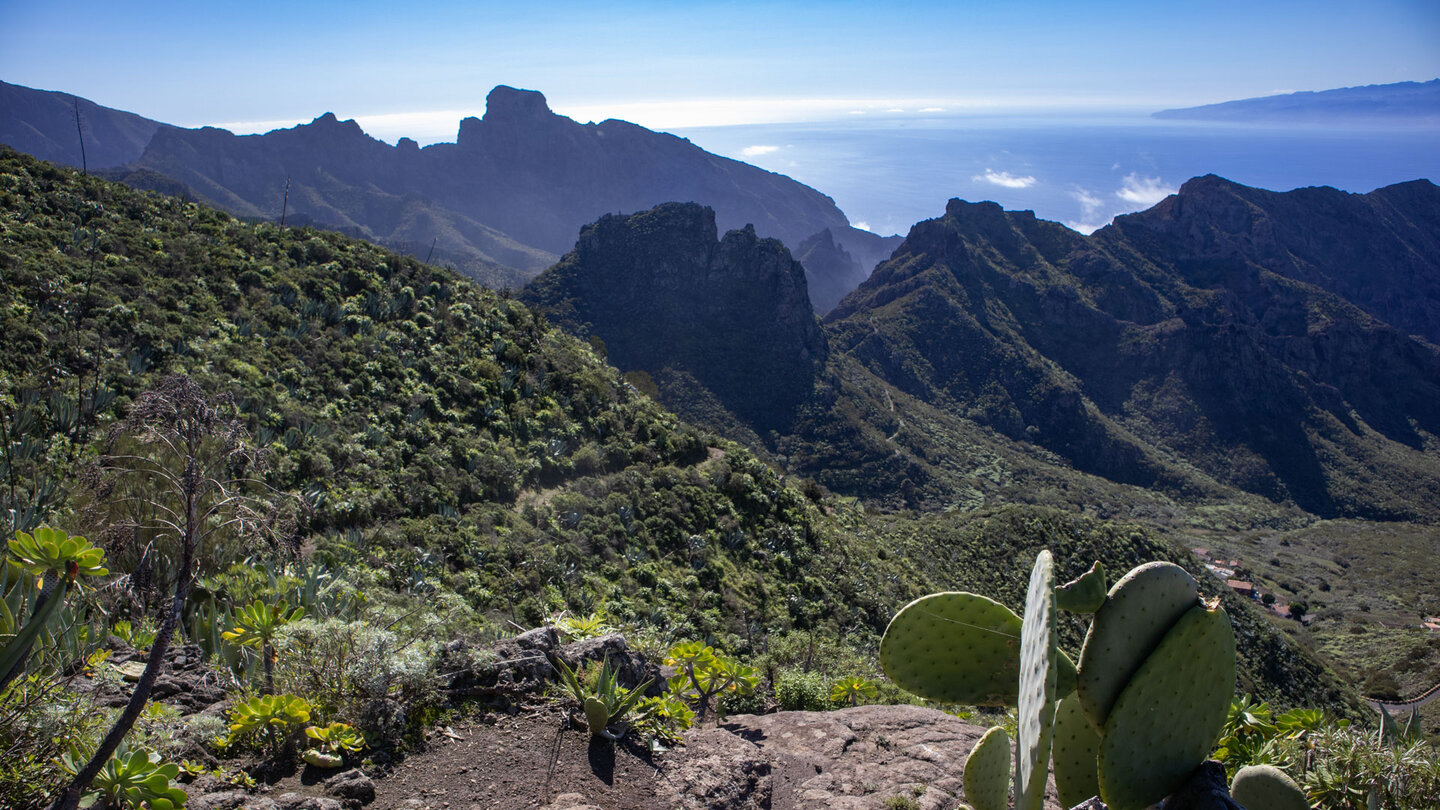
xmin=964 ymin=726 xmax=1011 ymax=810
xmin=1055 ymin=561 xmax=1107 ymax=613
xmin=1230 ymin=764 xmax=1307 ymax=810
xmin=1051 ymin=694 xmax=1101 ymax=808
xmin=880 ymin=592 xmax=1025 ymax=705
xmin=1077 ymin=561 xmax=1199 ymax=729
xmin=1016 ymin=550 xmax=1058 ymax=810
xmin=1097 ymin=602 xmax=1236 ymax=810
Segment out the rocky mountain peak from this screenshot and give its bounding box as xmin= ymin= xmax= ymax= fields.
xmin=484 ymin=85 xmax=553 ymax=120
xmin=524 ymin=203 xmax=827 ymax=432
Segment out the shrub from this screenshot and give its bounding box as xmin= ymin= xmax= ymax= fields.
xmin=273 ymin=617 xmax=439 ymax=743
xmin=774 ymin=668 xmax=829 ymax=712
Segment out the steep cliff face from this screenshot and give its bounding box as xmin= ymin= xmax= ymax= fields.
xmin=796 ymin=228 xmax=868 ymax=315
xmin=523 ymin=203 xmax=828 ymax=433
xmin=827 ymin=181 xmax=1440 ymax=520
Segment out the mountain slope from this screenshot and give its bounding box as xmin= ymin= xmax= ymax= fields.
xmin=0 ymin=79 xmax=170 ymax=169
xmin=828 ymin=179 xmax=1440 ymax=521
xmin=0 ymin=148 xmax=1368 ymax=720
xmin=123 ymin=86 xmax=858 ymax=294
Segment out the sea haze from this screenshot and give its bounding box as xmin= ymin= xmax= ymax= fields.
xmin=674 ymin=114 xmax=1440 ymax=236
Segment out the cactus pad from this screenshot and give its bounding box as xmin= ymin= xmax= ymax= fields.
xmin=1016 ymin=550 xmax=1057 ymax=810
xmin=1097 ymin=603 xmax=1236 ymax=810
xmin=1052 ymin=694 xmax=1101 ymax=808
xmin=1077 ymin=561 xmax=1199 ymax=728
xmin=1055 ymin=561 xmax=1107 ymax=613
xmin=880 ymin=592 xmax=1025 ymax=705
xmin=1230 ymin=764 xmax=1307 ymax=810
xmin=964 ymin=725 xmax=1011 ymax=810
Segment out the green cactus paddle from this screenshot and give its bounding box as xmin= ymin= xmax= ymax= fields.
xmin=1097 ymin=602 xmax=1236 ymax=810
xmin=1077 ymin=561 xmax=1199 ymax=729
xmin=1016 ymin=549 xmax=1058 ymax=810
xmin=964 ymin=725 xmax=1011 ymax=810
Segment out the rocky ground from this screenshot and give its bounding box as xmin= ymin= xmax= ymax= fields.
xmin=136 ymin=627 xmax=1065 ymax=810
xmin=219 ymin=704 xmax=1059 ymax=810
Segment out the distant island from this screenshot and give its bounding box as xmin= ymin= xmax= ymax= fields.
xmin=1154 ymin=79 xmax=1440 ymax=123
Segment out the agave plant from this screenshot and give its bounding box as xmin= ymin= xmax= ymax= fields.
xmin=553 ymin=655 xmax=653 ymax=741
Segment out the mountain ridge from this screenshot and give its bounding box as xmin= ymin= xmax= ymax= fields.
xmin=1154 ymin=78 xmax=1440 ymax=123
xmin=0 ymin=80 xmax=895 ymax=305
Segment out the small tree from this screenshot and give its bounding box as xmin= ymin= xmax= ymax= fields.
xmin=223 ymin=599 xmax=304 ymax=694
xmin=51 ymin=376 xmax=291 ymax=810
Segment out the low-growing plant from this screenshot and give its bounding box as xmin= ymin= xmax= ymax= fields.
xmin=664 ymin=641 xmax=759 ymax=721
xmin=631 ymin=694 xmax=696 ymax=749
xmin=273 ymin=616 xmax=440 ymax=744
xmin=110 ymin=619 xmax=158 ymax=653
xmin=302 ymin=722 xmax=365 ymax=768
xmin=225 ymin=694 xmax=312 ymax=757
xmin=774 ymin=668 xmax=829 ymax=712
xmin=58 ymin=745 xmax=187 ymax=810
xmin=549 ymin=608 xmax=613 ymax=641
xmin=829 ymin=675 xmax=878 ymax=708
xmin=222 ymin=599 xmax=305 ymax=694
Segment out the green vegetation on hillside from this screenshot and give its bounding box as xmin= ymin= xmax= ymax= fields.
xmin=0 ymin=148 xmax=1395 ymax=805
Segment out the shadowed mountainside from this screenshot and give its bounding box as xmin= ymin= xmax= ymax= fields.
xmin=523 ymin=203 xmax=828 ymax=433
xmin=826 ymin=176 xmax=1440 ymax=520
xmin=525 ymin=178 xmax=1440 ymax=523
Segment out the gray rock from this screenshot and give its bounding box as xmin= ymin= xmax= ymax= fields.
xmin=556 ymin=634 xmax=661 ymax=695
xmin=324 ymin=768 xmax=376 ymax=806
xmin=276 ymin=792 xmax=344 ymax=810
xmin=660 ymin=705 xmax=1064 ymax=810
xmin=187 ymin=791 xmax=278 ymax=810
xmin=440 ymin=627 xmax=559 ymax=698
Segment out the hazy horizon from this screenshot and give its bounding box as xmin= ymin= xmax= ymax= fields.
xmin=3 ymin=0 xmax=1437 ymax=137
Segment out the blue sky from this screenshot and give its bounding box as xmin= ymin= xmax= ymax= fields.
xmin=2 ymin=0 xmax=1438 ymax=141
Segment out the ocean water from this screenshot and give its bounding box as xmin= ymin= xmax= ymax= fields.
xmin=672 ymin=115 xmax=1440 ymax=237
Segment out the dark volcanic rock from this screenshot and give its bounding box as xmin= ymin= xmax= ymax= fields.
xmin=524 ymin=202 xmax=829 ymax=432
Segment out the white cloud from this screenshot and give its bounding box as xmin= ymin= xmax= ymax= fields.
xmin=852 ymin=221 xmax=871 ymax=232
xmin=1071 ymin=187 xmax=1104 ymax=218
xmin=919 ymin=107 xmax=946 ymax=113
xmin=885 ymin=108 xmax=906 ymax=113
xmin=741 ymin=145 xmax=780 ymax=157
xmin=1063 ymin=220 xmax=1111 ymax=235
xmin=974 ymin=169 xmax=1038 ymax=189
xmin=1115 ymin=173 xmax=1176 ymax=206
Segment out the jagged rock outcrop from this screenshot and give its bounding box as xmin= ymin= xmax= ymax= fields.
xmin=524 ymin=202 xmax=828 ymax=432
xmin=796 ymin=228 xmax=868 ymax=315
